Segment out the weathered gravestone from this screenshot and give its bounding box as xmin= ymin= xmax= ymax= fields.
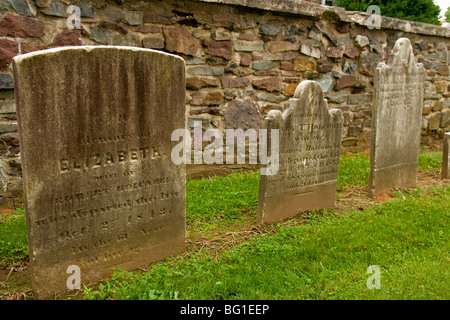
xmin=442 ymin=132 xmax=450 ymax=179
xmin=13 ymin=46 xmax=186 ymax=299
xmin=369 ymin=38 xmax=425 ymax=198
xmin=257 ymin=80 xmax=343 ymax=224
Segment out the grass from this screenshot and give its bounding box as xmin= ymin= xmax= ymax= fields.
xmin=337 ymin=152 xmax=370 ymax=191
xmin=83 ymin=186 xmax=449 ymax=300
xmin=0 ymin=207 xmax=28 ymax=267
xmin=186 ymin=171 xmax=260 ymax=232
xmin=0 ymin=151 xmax=448 ymax=299
xmin=418 ymin=151 xmax=442 ymax=171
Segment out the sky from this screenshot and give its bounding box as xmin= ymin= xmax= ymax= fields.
xmin=434 ymin=0 xmax=449 ymax=20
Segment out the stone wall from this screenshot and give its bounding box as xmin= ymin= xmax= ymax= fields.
xmin=1 ymin=0 xmax=450 ymax=207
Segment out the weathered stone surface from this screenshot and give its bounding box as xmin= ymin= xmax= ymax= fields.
xmin=125 ymin=11 xmax=142 ymax=26
xmin=252 ymin=77 xmax=282 ymax=92
xmin=163 ymin=26 xmax=203 ymax=57
xmin=308 ymin=27 xmax=322 ymax=41
xmin=186 ymin=76 xmax=220 ymax=90
xmin=257 ymin=80 xmax=343 ymax=223
xmin=441 ymin=108 xmax=450 ymax=128
xmin=112 ymin=33 xmax=141 ymax=47
xmin=90 ymin=26 xmax=111 ymax=45
xmin=355 ymin=35 xmax=369 ymax=48
xmin=212 ymin=28 xmax=231 ymax=41
xmin=300 ymin=40 xmax=321 ymax=59
xmin=342 ymin=59 xmax=357 ymax=74
xmin=266 ymin=41 xmax=300 ymax=53
xmin=13 ymin=46 xmax=186 ymax=299
xmin=347 ymin=94 xmax=373 ymax=105
xmin=221 ymin=76 xmax=250 ymax=89
xmin=252 ymin=61 xmax=274 ymax=71
xmin=279 ymin=61 xmax=292 ymax=71
xmin=232 ymin=40 xmax=264 ymax=52
xmin=369 ymin=38 xmax=425 ymax=198
xmin=0 ymin=38 xmax=19 ymax=70
xmin=190 ymin=91 xmax=223 ymax=105
xmin=258 ymin=22 xmax=282 ymax=36
xmin=0 ymin=121 xmax=17 ymax=133
xmin=358 ymin=52 xmax=379 ymax=76
xmin=99 ymin=21 xmax=128 ymax=34
xmin=21 ymin=41 xmax=45 ymax=54
xmin=344 ymin=45 xmax=360 ymax=59
xmin=256 ymin=92 xmax=288 ymax=103
xmin=142 ymin=35 xmax=165 ymax=49
xmin=105 ymin=6 xmax=125 ymax=22
xmin=326 ymin=91 xmax=347 ymax=104
xmin=336 ymin=74 xmax=357 ymax=90
xmin=285 ymin=24 xmax=305 ymax=35
xmin=293 ymin=56 xmax=316 ymax=72
xmin=326 ymin=46 xmax=344 ymax=59
xmin=0 ymin=14 xmax=43 ymax=37
xmin=186 ymin=66 xmax=224 ymax=76
xmin=316 ymin=74 xmax=335 ymax=93
xmin=0 ymin=0 xmax=12 ymax=10
xmin=317 ymin=59 xmax=333 ymax=73
xmin=79 ymin=0 xmax=95 ymax=18
xmin=223 ymin=99 xmax=260 ymax=131
xmin=315 ymin=21 xmax=351 ymax=46
xmin=136 ymin=24 xmax=161 ymax=34
xmin=143 ymin=7 xmax=176 ymax=25
xmin=425 ymin=111 xmax=441 ymax=130
xmin=442 ymin=133 xmax=450 ymax=179
xmin=52 ymin=30 xmax=82 ymax=46
xmin=41 ymin=0 xmax=67 ymax=17
xmin=282 ymin=82 xmax=298 ymax=97
xmin=0 ymin=73 xmax=14 ymax=89
xmin=203 ymin=39 xmax=232 ymax=60
xmin=8 ymin=0 xmax=36 ymax=16
xmin=239 ymin=53 xmax=252 ymax=67
xmin=0 ymin=100 xmax=15 ymax=113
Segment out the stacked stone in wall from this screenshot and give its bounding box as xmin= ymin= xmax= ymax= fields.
xmin=0 ymin=0 xmax=449 ymax=207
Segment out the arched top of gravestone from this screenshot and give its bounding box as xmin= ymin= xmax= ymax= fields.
xmin=378 ymin=38 xmax=424 ymax=74
xmin=266 ymin=80 xmax=342 ymax=126
xmin=13 ymin=45 xmax=185 ymax=65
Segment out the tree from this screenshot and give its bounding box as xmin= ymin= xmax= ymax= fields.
xmin=445 ymin=7 xmax=450 ymax=22
xmin=336 ymin=0 xmax=441 ymax=25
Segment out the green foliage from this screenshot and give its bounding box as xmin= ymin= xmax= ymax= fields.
xmin=337 ymin=152 xmax=370 ymax=191
xmin=186 ymin=171 xmax=260 ymax=231
xmin=0 ymin=207 xmax=28 ymax=266
xmin=336 ymin=0 xmax=442 ymax=25
xmin=445 ymin=7 xmax=450 ymax=22
xmin=418 ymin=151 xmax=442 ymax=170
xmin=84 ymin=186 xmax=450 ymax=300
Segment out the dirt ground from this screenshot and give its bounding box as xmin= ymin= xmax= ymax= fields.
xmin=0 ymin=161 xmax=448 ymax=300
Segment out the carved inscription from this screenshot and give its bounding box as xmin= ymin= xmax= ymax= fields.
xmin=14 ymin=46 xmax=186 ymax=298
xmin=369 ymin=38 xmax=425 ymax=197
xmin=257 ymin=81 xmax=343 ymax=224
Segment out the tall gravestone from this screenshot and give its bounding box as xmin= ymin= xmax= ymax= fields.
xmin=257 ymin=80 xmax=343 ymax=224
xmin=442 ymin=132 xmax=450 ymax=179
xmin=13 ymin=46 xmax=186 ymax=299
xmin=369 ymin=38 xmax=425 ymax=198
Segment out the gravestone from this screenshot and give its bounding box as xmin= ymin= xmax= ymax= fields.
xmin=257 ymin=80 xmax=343 ymax=224
xmin=13 ymin=46 xmax=186 ymax=299
xmin=442 ymin=132 xmax=450 ymax=179
xmin=369 ymin=38 xmax=425 ymax=198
